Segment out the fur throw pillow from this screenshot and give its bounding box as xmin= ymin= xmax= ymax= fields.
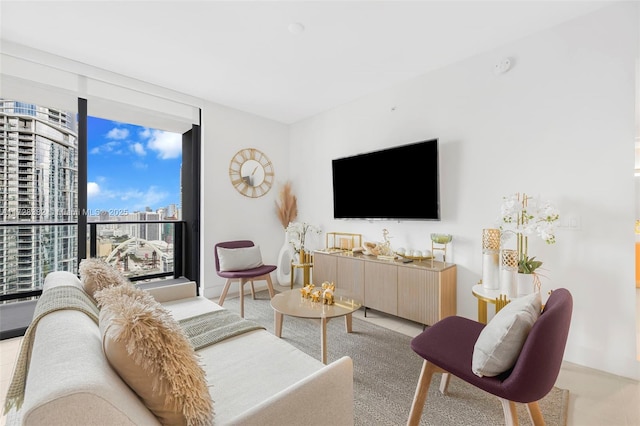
xmin=95 ymin=285 xmax=214 ymax=426
xmin=79 ymin=257 xmax=131 ymax=298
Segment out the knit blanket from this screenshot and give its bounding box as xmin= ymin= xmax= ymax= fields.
xmin=3 ymin=285 xmax=99 ymax=414
xmin=179 ymin=309 xmax=265 ymax=351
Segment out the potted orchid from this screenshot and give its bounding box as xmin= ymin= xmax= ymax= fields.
xmin=286 ymin=222 xmax=321 ymax=256
xmin=518 ymin=254 xmax=543 ymax=275
xmin=499 ymin=193 xmax=560 ymax=247
xmin=499 ymin=193 xmax=559 ymax=295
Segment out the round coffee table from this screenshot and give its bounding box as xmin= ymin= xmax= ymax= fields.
xmin=270 ymin=289 xmax=361 ymax=364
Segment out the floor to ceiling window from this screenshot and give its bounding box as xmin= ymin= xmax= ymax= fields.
xmin=0 ymin=99 xmax=78 ymax=299
xmin=0 ymin=96 xmax=200 ymax=339
xmin=87 ymin=115 xmax=182 ymax=280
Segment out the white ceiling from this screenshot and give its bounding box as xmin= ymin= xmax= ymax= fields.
xmin=0 ymin=1 xmax=613 ymax=124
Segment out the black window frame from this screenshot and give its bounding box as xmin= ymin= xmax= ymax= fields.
xmin=0 ymin=97 xmax=202 ymax=339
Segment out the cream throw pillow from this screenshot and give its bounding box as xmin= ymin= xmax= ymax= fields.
xmin=96 ymin=285 xmax=214 ymax=426
xmin=79 ymin=257 xmax=131 ymax=298
xmin=217 ymin=245 xmax=264 ymax=272
xmin=472 ymin=291 xmax=541 ymax=377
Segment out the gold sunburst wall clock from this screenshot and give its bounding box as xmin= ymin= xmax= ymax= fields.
xmin=228 ymin=148 xmax=274 ymax=198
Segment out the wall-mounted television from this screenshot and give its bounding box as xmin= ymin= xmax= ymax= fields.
xmin=332 ymin=139 xmax=440 ymax=221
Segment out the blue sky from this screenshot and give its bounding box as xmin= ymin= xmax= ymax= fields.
xmin=87 ymin=116 xmax=181 ymax=216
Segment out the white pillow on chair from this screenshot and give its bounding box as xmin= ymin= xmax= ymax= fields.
xmin=217 ymin=246 xmax=264 ymax=271
xmin=472 ymin=291 xmax=541 ymax=377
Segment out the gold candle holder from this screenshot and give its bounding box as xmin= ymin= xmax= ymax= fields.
xmin=501 ymin=249 xmax=518 ymax=269
xmin=482 ymin=229 xmax=501 ymax=251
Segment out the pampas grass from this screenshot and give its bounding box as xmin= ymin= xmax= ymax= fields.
xmin=275 ymin=181 xmax=298 ymax=229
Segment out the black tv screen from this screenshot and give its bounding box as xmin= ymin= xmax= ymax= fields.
xmin=332 ymin=139 xmax=440 ymax=220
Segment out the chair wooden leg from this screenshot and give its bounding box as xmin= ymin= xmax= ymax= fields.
xmin=499 ymin=398 xmax=519 ymax=426
xmin=526 ymin=401 xmax=545 ymax=426
xmin=439 ymin=372 xmax=451 ymax=395
xmin=239 ymin=279 xmax=246 ymax=318
xmin=249 ymin=280 xmax=256 ymax=299
xmin=218 ymin=279 xmax=232 ymax=306
xmin=407 ymin=360 xmax=439 ymax=426
xmin=265 ymin=274 xmax=276 ymax=298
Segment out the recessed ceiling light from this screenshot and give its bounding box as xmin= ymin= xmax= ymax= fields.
xmin=288 ymin=22 xmax=305 ymax=34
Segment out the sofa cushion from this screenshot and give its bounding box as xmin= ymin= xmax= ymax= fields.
xmin=96 ymin=285 xmax=214 ymax=426
xmin=472 ymin=291 xmax=541 ymax=377
xmin=79 ymin=257 xmax=131 ymax=298
xmin=217 ymin=245 xmax=264 ymax=271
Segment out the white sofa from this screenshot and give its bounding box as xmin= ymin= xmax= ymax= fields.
xmin=4 ymin=271 xmax=354 ymax=425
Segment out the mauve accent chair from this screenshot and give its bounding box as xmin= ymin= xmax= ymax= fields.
xmin=407 ymin=288 xmax=573 ymax=426
xmin=215 ymin=240 xmax=276 ymax=318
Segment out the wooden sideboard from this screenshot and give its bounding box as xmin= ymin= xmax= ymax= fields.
xmin=313 ymin=250 xmax=457 ymax=326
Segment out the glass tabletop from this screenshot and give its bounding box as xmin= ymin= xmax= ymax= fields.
xmin=270 ymin=289 xmax=361 ymax=319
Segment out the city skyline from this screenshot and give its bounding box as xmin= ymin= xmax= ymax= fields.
xmin=87 ymin=116 xmax=181 ymax=216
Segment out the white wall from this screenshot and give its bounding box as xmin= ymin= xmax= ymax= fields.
xmin=200 ymin=102 xmax=290 ymax=299
xmin=289 ymin=3 xmax=640 ymax=380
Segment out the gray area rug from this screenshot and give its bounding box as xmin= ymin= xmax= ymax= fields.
xmin=222 ymin=290 xmax=569 ymax=426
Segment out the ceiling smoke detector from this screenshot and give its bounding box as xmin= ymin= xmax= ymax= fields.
xmin=494 ymin=58 xmax=512 ymax=75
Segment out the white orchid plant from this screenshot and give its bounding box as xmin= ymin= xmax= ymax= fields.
xmin=499 ymin=193 xmax=560 ymax=245
xmin=499 ymin=193 xmax=560 ymax=277
xmin=286 ymin=222 xmax=322 ymax=253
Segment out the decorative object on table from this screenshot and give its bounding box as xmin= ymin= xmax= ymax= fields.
xmin=430 ymin=233 xmax=452 ymax=266
xmin=325 ymin=232 xmax=362 ymax=252
xmin=275 ymin=181 xmax=298 ymax=286
xmin=287 ymin=222 xmax=321 ymax=285
xmin=290 ymin=248 xmax=314 ymax=289
xmin=310 ymin=289 xmax=321 ymax=303
xmin=321 ymin=282 xmax=335 ymax=305
xmin=516 ymin=255 xmax=543 ymax=296
xmin=499 ymin=249 xmax=518 ymax=298
xmin=363 ymin=229 xmax=395 ymax=260
xmin=377 ymin=229 xmax=395 ymax=260
xmin=498 ymin=192 xmax=559 ymax=293
xmin=300 ymin=283 xmax=314 ymax=299
xmin=481 ymin=229 xmax=501 ymax=290
xmin=286 ymin=221 xmax=321 ymax=257
xmin=362 ymin=242 xmax=381 ymax=256
xmin=229 ymin=148 xmax=274 ymax=198
xmin=396 ymin=247 xmax=433 ymax=261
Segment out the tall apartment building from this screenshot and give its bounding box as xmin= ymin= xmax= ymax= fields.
xmin=0 ymin=100 xmax=78 ymax=296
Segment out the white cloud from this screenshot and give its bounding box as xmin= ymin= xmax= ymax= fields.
xmin=131 ymin=142 xmax=146 ymax=156
xmin=146 ymin=130 xmax=181 ymax=159
xmin=90 ymin=141 xmax=120 ymax=155
xmin=87 ymin=182 xmax=101 ymax=198
xmin=139 ymin=128 xmax=151 ymax=139
xmin=107 ymin=128 xmax=129 ymax=140
xmin=119 ymin=186 xmax=168 ymax=211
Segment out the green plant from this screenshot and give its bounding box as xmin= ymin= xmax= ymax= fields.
xmin=518 ymin=255 xmax=543 ymax=274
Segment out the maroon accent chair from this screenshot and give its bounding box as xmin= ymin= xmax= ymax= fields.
xmin=407 ymin=288 xmax=572 ymax=426
xmin=215 ymin=240 xmax=276 ymax=318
